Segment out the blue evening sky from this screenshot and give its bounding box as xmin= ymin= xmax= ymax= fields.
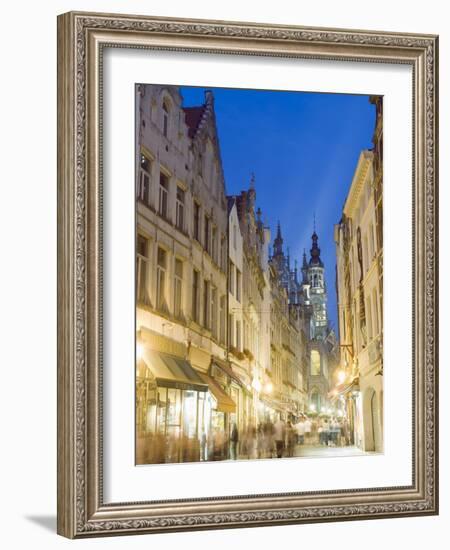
xmin=180 ymin=86 xmax=376 ymax=332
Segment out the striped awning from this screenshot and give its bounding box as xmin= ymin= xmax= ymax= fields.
xmin=141 ymin=349 xmax=208 ymax=392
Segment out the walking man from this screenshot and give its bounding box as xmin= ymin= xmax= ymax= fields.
xmin=274 ymin=415 xmax=286 ymax=459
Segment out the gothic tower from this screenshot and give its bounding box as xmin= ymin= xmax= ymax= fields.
xmin=306 ymin=230 xmax=328 ymax=340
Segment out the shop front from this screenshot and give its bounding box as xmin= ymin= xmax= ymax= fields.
xmin=199 ymin=372 xmax=236 ymax=460
xmin=136 ymin=348 xmax=212 ymax=464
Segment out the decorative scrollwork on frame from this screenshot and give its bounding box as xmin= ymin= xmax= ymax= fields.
xmin=70 ymin=13 xmax=437 ymax=535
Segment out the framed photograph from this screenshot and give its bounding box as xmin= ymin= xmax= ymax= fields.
xmin=57 ymin=11 xmax=439 ymax=538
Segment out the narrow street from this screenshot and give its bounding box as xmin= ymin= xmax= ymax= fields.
xmin=293 ymin=444 xmax=370 ymax=458
xmin=231 ymin=443 xmax=374 ymax=462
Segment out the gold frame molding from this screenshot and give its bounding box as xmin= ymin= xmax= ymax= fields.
xmin=57 ymin=11 xmax=439 ymax=538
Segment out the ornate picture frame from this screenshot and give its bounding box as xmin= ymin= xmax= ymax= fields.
xmin=57 ymin=11 xmax=438 ymax=538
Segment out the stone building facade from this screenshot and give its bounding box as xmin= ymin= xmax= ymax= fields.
xmin=135 ymin=85 xmax=232 ymax=463
xmin=334 ymin=96 xmax=383 ymax=452
xmin=135 ymin=84 xmax=340 ymax=463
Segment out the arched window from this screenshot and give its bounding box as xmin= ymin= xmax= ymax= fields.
xmin=310 ymin=390 xmax=320 ymax=412
xmin=162 ymin=99 xmax=169 ymax=138
xmin=311 ymin=350 xmax=321 ymax=375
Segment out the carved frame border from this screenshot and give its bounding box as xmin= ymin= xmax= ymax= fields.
xmin=57 ymin=11 xmax=438 ymax=538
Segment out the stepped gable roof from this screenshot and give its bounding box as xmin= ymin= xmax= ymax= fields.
xmin=183 ymin=105 xmax=206 ymax=138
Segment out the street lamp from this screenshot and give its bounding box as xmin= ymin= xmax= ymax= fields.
xmin=264 ymin=381 xmax=273 ymax=394
xmin=252 ymin=377 xmax=262 ymax=393
xmin=337 ymin=370 xmax=346 ymax=384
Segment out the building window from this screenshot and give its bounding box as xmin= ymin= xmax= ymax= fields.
xmin=236 ymin=269 xmax=241 ymax=302
xmin=203 ymin=280 xmax=210 ymax=329
xmin=204 ymin=215 xmax=210 ymax=253
xmin=372 ymin=288 xmax=379 ymax=336
xmin=175 ymin=186 xmax=185 ymax=231
xmin=139 ymin=154 xmax=151 ymax=204
xmin=198 ymin=152 xmax=203 ymax=177
xmin=211 ymin=286 xmax=217 ymax=339
xmin=220 ymin=234 xmax=226 ymax=271
xmin=229 ymin=261 xmax=235 ymax=295
xmin=369 ymin=222 xmax=376 ymax=258
xmin=310 ymin=350 xmax=321 ymax=376
xmin=219 ymin=295 xmax=226 ymax=344
xmin=162 ymin=100 xmax=169 ymax=138
xmin=174 ymin=259 xmax=183 ymax=319
xmin=192 ymin=270 xmax=199 ymax=323
xmin=236 ymin=320 xmax=241 ymax=351
xmin=136 ymin=234 xmax=150 ymax=304
xmin=363 ymin=235 xmax=369 ymax=273
xmin=366 ymin=294 xmax=373 ymax=340
xmin=211 ymin=225 xmax=217 ymax=263
xmin=193 ymin=202 xmax=200 ymax=241
xmin=158 ymin=172 xmax=169 ymax=219
xmin=310 ymin=391 xmax=320 ymax=412
xmin=229 ymin=313 xmax=234 ymax=347
xmin=156 ymin=247 xmax=167 ymax=311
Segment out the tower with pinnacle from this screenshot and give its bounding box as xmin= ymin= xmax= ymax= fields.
xmin=304 ymin=228 xmax=328 ymax=340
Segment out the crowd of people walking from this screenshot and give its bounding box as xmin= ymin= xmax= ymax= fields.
xmin=137 ymin=413 xmax=352 ymax=464
xmin=209 ymin=413 xmax=352 ymax=461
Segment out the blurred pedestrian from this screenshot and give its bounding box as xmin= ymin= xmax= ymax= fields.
xmin=304 ymin=416 xmax=312 ymax=444
xmin=274 ymin=416 xmax=286 ymax=458
xmin=230 ymin=422 xmax=239 ymax=460
xmin=286 ymin=420 xmax=296 ymax=457
xmin=295 ymin=416 xmax=305 ymax=445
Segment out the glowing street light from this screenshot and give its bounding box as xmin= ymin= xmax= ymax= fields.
xmin=264 ymin=381 xmax=273 ymax=394
xmin=337 ymin=370 xmax=346 ymax=384
xmin=136 ymin=341 xmax=144 ymax=360
xmin=252 ymin=377 xmax=262 ymax=393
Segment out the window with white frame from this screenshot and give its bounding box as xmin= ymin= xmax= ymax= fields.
xmin=139 ymin=154 xmax=151 ymax=205
xmin=156 ymin=247 xmax=167 ymax=311
xmin=175 ymin=186 xmax=185 ymax=231
xmin=158 ymin=172 xmax=169 ymax=219
xmin=174 ymin=258 xmax=183 ymax=319
xmin=136 ymin=234 xmax=150 ymax=304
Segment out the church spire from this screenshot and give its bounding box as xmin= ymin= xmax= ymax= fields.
xmin=273 ymin=221 xmax=283 ymax=257
xmin=309 ymin=228 xmax=323 ymax=266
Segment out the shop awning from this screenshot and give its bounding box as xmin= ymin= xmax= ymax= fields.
xmin=142 ymin=349 xmax=208 ymax=392
xmin=211 ymin=358 xmax=244 ymax=387
xmin=328 ymin=377 xmax=360 ymax=400
xmin=199 ymin=373 xmax=236 ymax=414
